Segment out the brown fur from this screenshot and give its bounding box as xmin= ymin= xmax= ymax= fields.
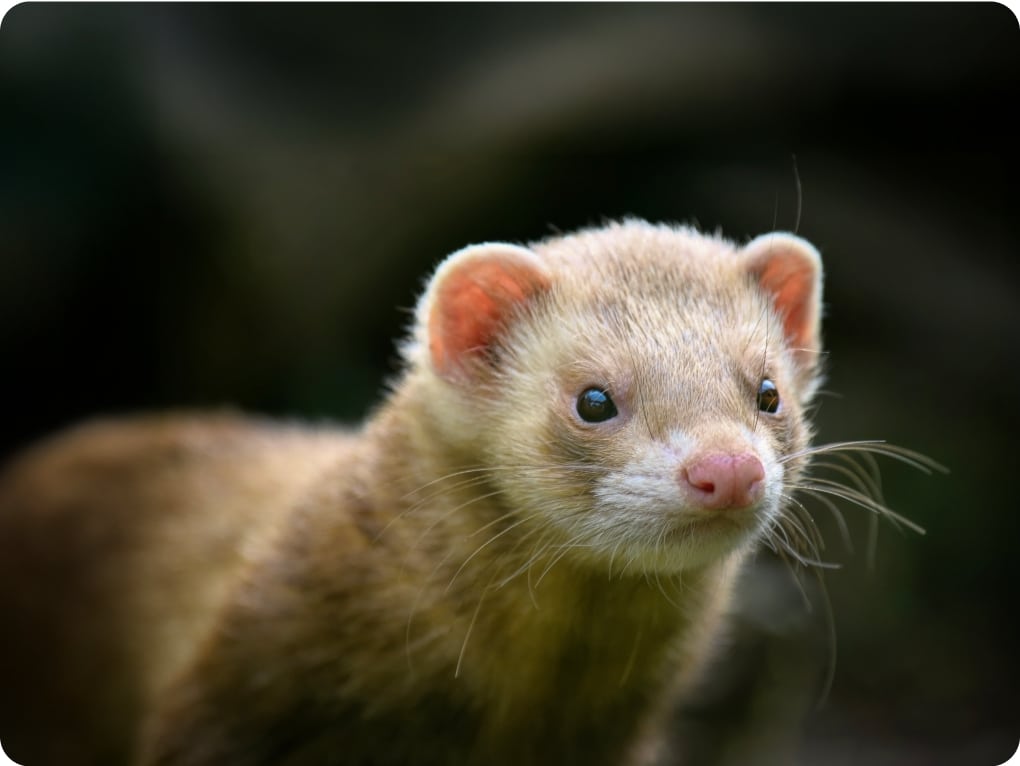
xmin=0 ymin=220 xmax=824 ymax=765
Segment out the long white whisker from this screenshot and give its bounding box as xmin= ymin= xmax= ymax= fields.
xmin=796 ymin=480 xmax=926 ymax=536
xmin=782 ymin=441 xmax=946 ymax=475
xmin=455 ymin=585 xmax=490 ymax=678
xmin=444 ymin=511 xmax=541 ymax=594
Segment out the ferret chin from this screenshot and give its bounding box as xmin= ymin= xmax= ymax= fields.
xmin=0 ymin=219 xmax=826 ymax=766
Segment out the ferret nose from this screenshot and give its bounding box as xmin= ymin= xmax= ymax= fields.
xmin=680 ymin=453 xmax=765 ymax=510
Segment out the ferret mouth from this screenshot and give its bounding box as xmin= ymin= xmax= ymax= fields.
xmin=609 ymin=511 xmax=759 ymax=574
xmin=668 ymin=506 xmax=761 ymax=544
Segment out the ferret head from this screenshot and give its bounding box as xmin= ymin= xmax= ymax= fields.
xmin=406 ymin=220 xmax=823 ymax=574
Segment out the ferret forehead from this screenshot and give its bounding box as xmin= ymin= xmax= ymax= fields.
xmin=530 ymin=274 xmax=775 ymax=391
xmin=533 ymin=219 xmax=738 ymax=274
xmin=532 ymin=220 xmax=743 ymax=302
xmin=532 ymin=230 xmax=760 ymax=330
xmin=505 ymin=220 xmax=785 ymax=393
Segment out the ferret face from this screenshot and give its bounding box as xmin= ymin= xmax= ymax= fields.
xmin=414 ymin=220 xmax=823 ymax=574
xmin=489 ymin=284 xmax=809 ymax=574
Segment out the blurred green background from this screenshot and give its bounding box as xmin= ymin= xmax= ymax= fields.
xmin=0 ymin=4 xmax=1016 ymax=765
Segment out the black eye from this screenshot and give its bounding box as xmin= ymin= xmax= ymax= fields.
xmin=757 ymin=379 xmax=780 ymax=414
xmin=576 ymin=388 xmax=618 ymax=423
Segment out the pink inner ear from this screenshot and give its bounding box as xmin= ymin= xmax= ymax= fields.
xmin=429 ymin=256 xmax=550 ymax=380
xmin=751 ymin=251 xmax=819 ymax=354
xmin=760 ymin=261 xmax=812 ymax=349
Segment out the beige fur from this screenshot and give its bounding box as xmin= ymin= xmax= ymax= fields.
xmin=0 ymin=220 xmax=824 ymax=765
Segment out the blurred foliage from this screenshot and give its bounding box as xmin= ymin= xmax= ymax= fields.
xmin=0 ymin=4 xmax=1017 ymax=765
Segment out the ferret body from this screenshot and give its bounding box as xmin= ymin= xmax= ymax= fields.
xmin=0 ymin=220 xmax=824 ymax=765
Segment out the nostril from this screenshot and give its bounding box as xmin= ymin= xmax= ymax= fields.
xmin=680 ymin=453 xmax=765 ymax=510
xmin=691 ymin=478 xmax=715 ymax=494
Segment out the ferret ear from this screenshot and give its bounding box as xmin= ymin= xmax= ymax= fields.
xmin=424 ymin=243 xmax=551 ymax=383
xmin=741 ymin=233 xmax=823 ymax=375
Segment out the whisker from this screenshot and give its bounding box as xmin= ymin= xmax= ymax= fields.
xmin=762 ymin=526 xmax=838 ymax=709
xmin=795 ymin=480 xmax=926 ymax=536
xmin=865 ymin=511 xmax=880 ymax=573
xmin=409 ymin=488 xmax=506 ymax=556
xmin=377 ymin=474 xmax=494 ymax=543
xmin=401 ymin=466 xmax=492 ymax=499
xmin=535 ymin=535 xmax=593 ymax=587
xmin=788 ymin=490 xmax=853 ymax=554
xmin=782 ymin=441 xmax=947 ymax=475
xmin=405 ymin=545 xmax=459 ymax=669
xmin=455 ymin=584 xmax=490 ymax=678
xmin=812 ymin=459 xmax=884 ymax=508
xmin=764 ymin=534 xmax=815 ymax=611
xmin=809 ymin=562 xmax=838 ymax=709
xmin=444 ymin=511 xmax=541 ymax=594
xmin=768 ymin=517 xmax=838 ymax=570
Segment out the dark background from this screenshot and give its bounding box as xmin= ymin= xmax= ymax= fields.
xmin=1 ymin=4 xmax=1017 ymax=765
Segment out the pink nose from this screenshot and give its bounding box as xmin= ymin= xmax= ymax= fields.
xmin=680 ymin=453 xmax=765 ymax=510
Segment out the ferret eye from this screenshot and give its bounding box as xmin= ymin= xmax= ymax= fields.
xmin=757 ymin=379 xmax=780 ymax=414
xmin=576 ymin=388 xmax=618 ymax=423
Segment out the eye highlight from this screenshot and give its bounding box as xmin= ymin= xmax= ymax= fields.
xmin=757 ymin=379 xmax=780 ymax=413
xmin=576 ymin=388 xmax=618 ymax=423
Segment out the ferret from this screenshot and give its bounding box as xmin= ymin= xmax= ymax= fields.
xmin=0 ymin=219 xmax=826 ymax=765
